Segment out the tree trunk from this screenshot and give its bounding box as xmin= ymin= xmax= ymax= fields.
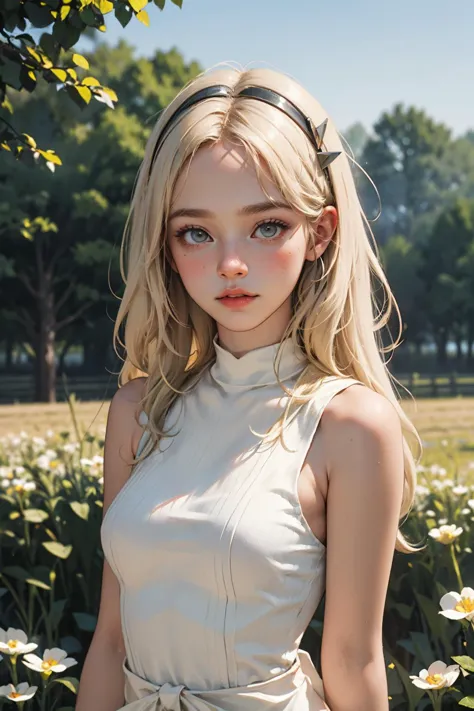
xmin=435 ymin=329 xmax=449 ymax=368
xmin=5 ymin=338 xmax=13 ymax=370
xmin=34 ymin=270 xmax=57 ymax=403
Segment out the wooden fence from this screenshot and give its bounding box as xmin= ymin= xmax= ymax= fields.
xmin=0 ymin=373 xmax=474 ymax=404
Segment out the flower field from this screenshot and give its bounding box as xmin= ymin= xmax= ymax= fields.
xmin=0 ymin=397 xmax=474 ymax=709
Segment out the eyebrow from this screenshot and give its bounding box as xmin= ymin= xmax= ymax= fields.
xmin=168 ymin=200 xmax=292 ymax=220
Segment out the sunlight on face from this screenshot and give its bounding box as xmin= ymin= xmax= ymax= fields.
xmin=166 ymin=140 xmax=316 ymax=353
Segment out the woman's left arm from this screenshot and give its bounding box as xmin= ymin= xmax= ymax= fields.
xmin=319 ymin=385 xmax=405 ymax=711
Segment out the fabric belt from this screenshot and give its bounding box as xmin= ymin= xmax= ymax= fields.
xmin=118 ymin=650 xmax=328 ymax=711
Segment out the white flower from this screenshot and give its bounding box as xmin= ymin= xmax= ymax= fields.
xmin=416 ymin=485 xmax=430 ymax=497
xmin=32 ymin=437 xmax=46 ymax=449
xmin=428 ymin=524 xmax=463 ymax=544
xmin=430 ymin=464 xmax=447 ymax=476
xmin=425 ymin=510 xmax=436 ymax=518
xmin=441 ymin=439 xmax=449 ymax=447
xmin=14 ymin=466 xmax=25 ymax=476
xmin=439 ymin=587 xmax=474 ymax=621
xmin=22 ymin=647 xmax=77 ymax=674
xmin=409 ymin=660 xmax=460 ymax=689
xmin=468 ymin=500 xmax=474 ymax=511
xmin=63 ymin=443 xmax=79 ymax=454
xmin=36 ymin=454 xmax=51 ymax=470
xmin=440 ymin=479 xmax=454 ymax=489
xmin=92 ymin=455 xmax=103 ymax=466
xmin=468 ymin=462 xmax=474 ymax=470
xmin=0 ymin=682 xmax=38 ymax=702
xmin=11 ymin=479 xmax=35 ymax=493
xmin=0 ymin=628 xmax=38 ymax=656
xmin=462 ymin=508 xmax=471 ymax=515
xmin=453 ymin=485 xmax=469 ymax=496
xmin=438 ymin=518 xmax=448 ymax=525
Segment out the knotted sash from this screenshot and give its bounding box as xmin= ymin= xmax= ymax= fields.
xmin=119 ymin=649 xmax=328 ymax=711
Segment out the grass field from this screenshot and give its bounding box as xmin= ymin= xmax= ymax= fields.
xmin=1 ymin=396 xmax=474 ymax=454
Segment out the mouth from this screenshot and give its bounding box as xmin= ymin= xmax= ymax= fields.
xmin=217 ymin=294 xmax=259 ymax=307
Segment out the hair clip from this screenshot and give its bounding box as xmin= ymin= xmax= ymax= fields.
xmin=307 ymin=117 xmax=341 ymax=173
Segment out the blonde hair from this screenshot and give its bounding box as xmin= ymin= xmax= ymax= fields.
xmin=113 ymin=65 xmax=424 ymax=554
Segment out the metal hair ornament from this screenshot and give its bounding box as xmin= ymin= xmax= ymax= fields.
xmin=147 ymin=84 xmax=341 ymax=186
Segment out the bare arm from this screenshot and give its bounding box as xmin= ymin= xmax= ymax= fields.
xmin=76 ymin=377 xmax=147 ymax=711
xmin=319 ymin=385 xmax=404 ymax=711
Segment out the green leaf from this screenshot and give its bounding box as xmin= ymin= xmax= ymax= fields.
xmin=459 ymin=697 xmax=474 ymax=708
xmin=42 ymin=541 xmax=72 ymax=559
xmin=73 ymin=612 xmax=97 ymax=631
xmin=115 ymin=2 xmax=133 ymax=26
xmin=153 ymin=0 xmax=165 ymax=7
xmin=53 ymin=677 xmax=79 ymax=694
xmin=25 ymin=578 xmax=51 ymax=590
xmin=50 ymin=599 xmax=67 ymax=628
xmin=170 ymin=0 xmax=182 ymax=6
xmin=23 ymin=508 xmax=49 ymax=523
xmin=52 ymin=20 xmax=82 ymax=49
xmin=2 ymin=566 xmax=29 ymax=581
xmin=70 ymin=501 xmax=90 ymax=520
xmin=453 ymin=656 xmax=474 ymax=673
xmin=24 ymin=2 xmax=54 ymax=26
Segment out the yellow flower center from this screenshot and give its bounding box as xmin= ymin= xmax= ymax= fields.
xmin=42 ymin=658 xmax=58 ymax=670
xmin=425 ymin=673 xmax=445 ymax=687
xmin=7 ymin=640 xmax=18 ymax=649
xmin=439 ymin=533 xmax=456 ymax=543
xmin=14 ymin=485 xmax=24 ymax=492
xmin=50 ymin=460 xmax=59 ymax=468
xmin=9 ymin=691 xmax=21 ymax=699
xmin=455 ymin=597 xmax=474 ymax=613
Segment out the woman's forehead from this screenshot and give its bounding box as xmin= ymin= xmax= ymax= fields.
xmin=170 ymin=141 xmax=286 ymax=215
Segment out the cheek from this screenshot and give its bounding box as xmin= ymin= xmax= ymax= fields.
xmin=172 ymin=251 xmax=209 ymax=286
xmin=271 ymin=244 xmax=306 ymax=277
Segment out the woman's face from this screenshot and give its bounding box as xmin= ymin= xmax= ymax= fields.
xmin=166 ymin=140 xmax=336 ymax=355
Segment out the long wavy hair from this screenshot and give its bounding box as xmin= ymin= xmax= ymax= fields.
xmin=113 ymin=64 xmax=424 ymax=554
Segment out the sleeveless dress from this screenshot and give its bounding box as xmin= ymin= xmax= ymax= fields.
xmin=101 ymin=334 xmax=362 ymax=711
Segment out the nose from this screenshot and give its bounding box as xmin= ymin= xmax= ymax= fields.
xmin=217 ymin=251 xmax=249 ymax=279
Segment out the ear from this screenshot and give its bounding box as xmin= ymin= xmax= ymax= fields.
xmin=305 ymin=206 xmax=338 ymax=262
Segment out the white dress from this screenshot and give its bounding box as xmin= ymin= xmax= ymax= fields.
xmin=101 ymin=334 xmax=362 ymax=710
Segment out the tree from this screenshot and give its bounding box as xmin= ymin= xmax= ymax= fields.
xmin=418 ymin=198 xmax=474 ymax=367
xmin=360 ymin=104 xmax=474 ymax=244
xmin=0 ymin=41 xmax=201 ymax=401
xmin=0 ymin=0 xmax=183 ymax=168
xmin=380 ymin=235 xmax=426 ymax=354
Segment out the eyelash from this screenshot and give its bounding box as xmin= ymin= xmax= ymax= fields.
xmin=172 ymin=218 xmax=290 ymax=247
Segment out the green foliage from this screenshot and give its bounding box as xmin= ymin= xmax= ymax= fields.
xmin=0 ymin=0 xmax=184 ymax=167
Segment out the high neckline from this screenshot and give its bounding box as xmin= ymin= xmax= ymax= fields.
xmin=209 ymin=334 xmax=307 ymax=391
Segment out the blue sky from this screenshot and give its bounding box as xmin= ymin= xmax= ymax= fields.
xmin=79 ymin=0 xmax=473 ymax=137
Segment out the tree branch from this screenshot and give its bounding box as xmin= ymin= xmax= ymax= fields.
xmin=54 ymin=280 xmax=76 ymax=314
xmin=57 ymin=301 xmax=94 ymax=331
xmin=17 ymin=271 xmax=39 ymax=298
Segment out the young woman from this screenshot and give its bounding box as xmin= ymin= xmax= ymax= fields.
xmin=76 ymin=66 xmax=422 ymax=711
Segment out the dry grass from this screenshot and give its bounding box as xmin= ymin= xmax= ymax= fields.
xmin=1 ymin=396 xmax=474 ymax=443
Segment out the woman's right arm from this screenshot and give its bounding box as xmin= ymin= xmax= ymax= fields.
xmin=75 ymin=377 xmax=147 ymax=711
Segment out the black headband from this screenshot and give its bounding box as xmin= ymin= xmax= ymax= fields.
xmin=147 ymin=84 xmax=341 ymax=187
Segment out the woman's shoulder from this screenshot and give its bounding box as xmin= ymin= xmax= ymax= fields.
xmin=109 ymin=376 xmax=148 ymax=457
xmin=319 ymin=382 xmax=402 ymax=471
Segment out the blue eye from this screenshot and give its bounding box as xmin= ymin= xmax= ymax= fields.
xmin=174 ymin=227 xmax=210 ymax=246
xmin=172 ymin=219 xmax=290 ymax=247
xmin=254 ymin=220 xmax=288 ymax=240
